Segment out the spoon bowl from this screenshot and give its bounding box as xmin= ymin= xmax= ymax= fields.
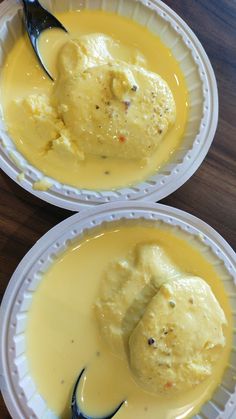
xmin=71 ymin=368 xmax=125 ymax=419
xmin=22 ymin=0 xmax=67 ymax=80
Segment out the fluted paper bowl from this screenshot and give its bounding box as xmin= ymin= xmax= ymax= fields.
xmin=0 ymin=0 xmax=218 ymax=210
xmin=0 ymin=202 xmax=235 ymax=419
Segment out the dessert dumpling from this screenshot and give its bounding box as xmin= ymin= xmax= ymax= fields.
xmin=52 ymin=35 xmax=176 ymax=160
xmin=95 ymin=243 xmax=181 ymax=357
xmin=129 ymin=276 xmax=227 ymax=394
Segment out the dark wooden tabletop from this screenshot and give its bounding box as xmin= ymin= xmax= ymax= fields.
xmin=0 ymin=0 xmax=235 ymax=417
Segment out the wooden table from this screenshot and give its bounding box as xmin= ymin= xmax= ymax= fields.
xmin=0 ymin=1 xmax=235 ymax=417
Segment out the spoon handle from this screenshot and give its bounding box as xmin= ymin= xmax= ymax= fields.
xmin=22 ymin=0 xmax=41 ymax=5
xmin=21 ymin=0 xmax=44 ymax=38
xmin=22 ymin=0 xmax=42 ymax=11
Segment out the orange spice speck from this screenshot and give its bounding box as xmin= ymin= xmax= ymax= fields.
xmin=119 ymin=135 xmax=127 ymax=143
xmin=164 ymin=381 xmax=173 ymax=389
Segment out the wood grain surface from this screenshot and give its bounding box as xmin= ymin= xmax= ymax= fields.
xmin=0 ymin=0 xmax=235 ymax=417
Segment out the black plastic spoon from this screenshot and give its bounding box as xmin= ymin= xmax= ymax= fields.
xmin=22 ymin=0 xmax=67 ymax=80
xmin=71 ymin=368 xmax=125 ymax=419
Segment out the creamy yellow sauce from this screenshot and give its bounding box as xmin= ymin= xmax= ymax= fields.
xmin=26 ymin=222 xmax=232 ymax=419
xmin=1 ymin=10 xmax=188 ymax=190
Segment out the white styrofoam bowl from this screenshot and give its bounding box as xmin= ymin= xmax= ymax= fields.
xmin=0 ymin=202 xmax=235 ymax=419
xmin=0 ymin=0 xmax=218 ymax=211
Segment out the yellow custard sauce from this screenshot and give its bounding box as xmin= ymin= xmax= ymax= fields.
xmin=26 ymin=222 xmax=232 ymax=419
xmin=1 ymin=10 xmax=188 ymax=190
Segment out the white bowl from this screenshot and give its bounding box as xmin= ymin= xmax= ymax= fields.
xmin=0 ymin=0 xmax=218 ymax=211
xmin=0 ymin=202 xmax=235 ymax=419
